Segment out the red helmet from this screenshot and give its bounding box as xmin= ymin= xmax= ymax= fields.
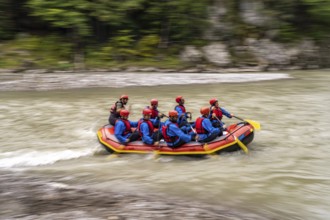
xmin=168 ymin=110 xmax=178 ymax=117
xmin=120 ymin=109 xmax=129 ymax=117
xmin=150 ymin=99 xmax=158 ymax=105
xmin=209 ymin=98 xmax=218 ymax=106
xmin=175 ymin=96 xmax=183 ymax=103
xmin=120 ymin=94 xmax=129 ymax=100
xmin=200 ymin=106 xmax=210 ymax=115
xmin=143 ymin=108 xmax=152 ymax=116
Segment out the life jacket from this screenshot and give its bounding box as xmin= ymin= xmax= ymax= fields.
xmin=150 ymin=108 xmax=159 ymax=119
xmin=110 ymin=101 xmax=124 ymax=117
xmin=116 ymin=119 xmax=131 ymax=135
xmin=146 ymin=106 xmax=159 ymax=119
xmin=137 ymin=119 xmax=154 ymax=137
xmin=175 ymin=105 xmax=186 ymax=113
xmin=195 ymin=117 xmax=208 ymax=134
xmin=211 ymin=107 xmax=223 ymax=120
xmin=161 ymin=123 xmax=179 ymax=143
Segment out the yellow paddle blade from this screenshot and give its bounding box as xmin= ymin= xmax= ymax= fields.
xmin=236 ymin=138 xmax=249 ymax=154
xmin=245 ymin=119 xmax=261 ymax=131
xmin=153 ymin=150 xmax=160 ymax=160
xmin=107 ymin=154 xmax=119 ymax=159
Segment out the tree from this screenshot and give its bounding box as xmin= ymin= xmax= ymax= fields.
xmin=0 ymin=0 xmax=14 ymax=39
xmin=263 ymin=0 xmax=330 ymax=41
xmin=28 ymin=0 xmax=91 ymax=69
xmin=139 ymin=0 xmax=210 ymax=47
xmin=301 ymin=0 xmax=330 ymax=39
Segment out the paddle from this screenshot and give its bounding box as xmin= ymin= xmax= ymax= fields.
xmin=155 ymin=118 xmax=162 ymax=149
xmin=233 ymin=116 xmax=261 ymax=130
xmin=213 ymin=115 xmax=249 ymax=154
xmin=236 ymin=137 xmax=249 ymax=154
xmin=188 ymin=123 xmax=197 ymax=134
xmin=159 ymin=112 xmax=168 ymax=118
xmin=213 ymin=115 xmax=222 ymax=125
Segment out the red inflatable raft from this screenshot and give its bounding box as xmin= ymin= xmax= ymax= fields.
xmin=97 ymin=122 xmax=255 ymax=155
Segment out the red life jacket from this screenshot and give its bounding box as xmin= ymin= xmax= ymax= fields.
xmin=146 ymin=106 xmax=159 ymax=119
xmin=150 ymin=108 xmax=159 ymax=119
xmin=195 ymin=117 xmax=208 ymax=134
xmin=161 ymin=123 xmax=179 ymax=143
xmin=211 ymin=107 xmax=223 ymax=120
xmin=116 ymin=119 xmax=131 ymax=135
xmin=175 ymin=105 xmax=186 ymax=113
xmin=137 ymin=119 xmax=154 ymax=137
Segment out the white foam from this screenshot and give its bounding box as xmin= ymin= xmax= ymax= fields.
xmin=0 ymin=149 xmax=93 ymax=168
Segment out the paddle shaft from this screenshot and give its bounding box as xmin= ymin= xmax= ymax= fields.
xmin=233 ymin=115 xmax=244 ymax=121
xmin=213 ymin=115 xmax=222 ymax=124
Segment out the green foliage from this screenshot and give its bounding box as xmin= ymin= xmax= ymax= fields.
xmin=263 ymin=0 xmax=330 ymax=41
xmin=137 ymin=0 xmax=210 ymax=44
xmin=85 ymin=53 xmax=184 ymax=70
xmin=135 ymin=35 xmax=160 ymax=57
xmin=275 ymin=23 xmax=301 ymax=43
xmin=88 ymin=1 xmax=125 ymax=26
xmin=301 ymin=0 xmax=330 ymax=40
xmin=302 ymin=0 xmax=330 ymax=19
xmin=27 ymin=0 xmax=91 ymax=36
xmin=0 ymin=0 xmax=15 ymax=39
xmin=108 ymin=30 xmax=137 ymax=61
xmin=1 ymin=0 xmax=330 ymax=69
xmin=0 ymin=34 xmax=73 ymax=68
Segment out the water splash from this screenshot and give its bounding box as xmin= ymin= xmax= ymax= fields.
xmin=0 ymin=149 xmax=93 ymax=168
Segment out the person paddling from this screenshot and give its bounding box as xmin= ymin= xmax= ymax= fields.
xmin=209 ymin=98 xmax=234 ymax=130
xmin=195 ymin=107 xmax=221 ymax=143
xmin=137 ymin=108 xmax=162 ymax=146
xmin=174 ymin=95 xmax=192 ymax=127
xmin=109 ymin=94 xmax=129 ymax=126
xmin=114 ymin=110 xmax=140 ymax=145
xmin=146 ymin=99 xmax=165 ymax=127
xmin=162 ymin=110 xmax=196 ymax=148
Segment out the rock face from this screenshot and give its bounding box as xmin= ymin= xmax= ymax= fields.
xmin=180 ymin=46 xmax=203 ymax=63
xmin=188 ymin=0 xmax=329 ymax=70
xmin=180 ymin=43 xmax=231 ymax=67
xmin=246 ymin=38 xmax=293 ymax=67
xmin=240 ymin=0 xmax=269 ymax=27
xmin=181 ymin=39 xmax=321 ymax=70
xmin=202 ymin=43 xmax=231 ymax=67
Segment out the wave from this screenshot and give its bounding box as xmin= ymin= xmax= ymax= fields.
xmin=0 ymin=149 xmax=94 ymax=168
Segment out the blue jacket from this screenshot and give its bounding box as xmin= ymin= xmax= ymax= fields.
xmin=114 ymin=119 xmax=138 ymax=144
xmin=175 ymin=105 xmax=189 ymax=125
xmin=139 ymin=118 xmax=160 ymax=145
xmin=209 ymin=107 xmax=232 ymax=127
xmin=164 ymin=119 xmax=192 ymax=146
xmin=196 ymin=116 xmax=221 ymax=141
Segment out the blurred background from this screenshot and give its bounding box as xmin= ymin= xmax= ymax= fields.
xmin=0 ymin=0 xmax=330 ymax=71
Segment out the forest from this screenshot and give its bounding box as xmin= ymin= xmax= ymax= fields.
xmin=1 ymin=0 xmax=330 ymax=70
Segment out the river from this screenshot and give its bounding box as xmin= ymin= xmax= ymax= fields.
xmin=0 ymin=70 xmax=329 ymax=219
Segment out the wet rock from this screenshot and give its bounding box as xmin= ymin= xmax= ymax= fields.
xmin=202 ymin=43 xmax=231 ymax=67
xmin=180 ymin=46 xmax=203 ymax=63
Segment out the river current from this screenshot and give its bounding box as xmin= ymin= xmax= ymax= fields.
xmin=0 ymin=70 xmax=329 ymax=219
